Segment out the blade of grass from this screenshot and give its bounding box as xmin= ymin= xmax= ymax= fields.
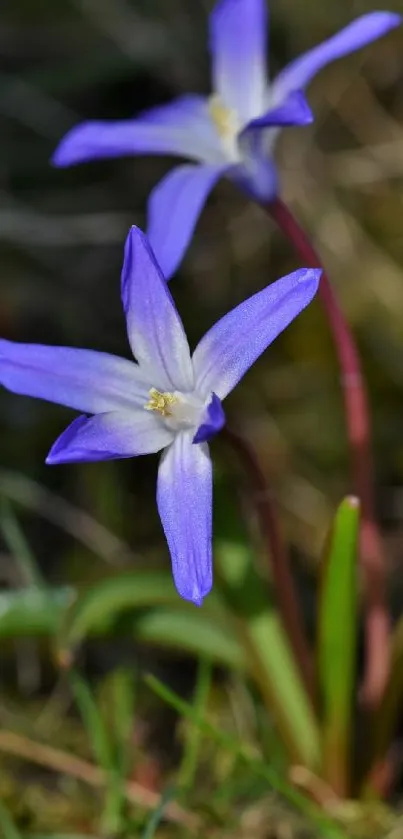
xmin=0 ymin=586 xmax=73 ymax=637
xmin=111 ymin=668 xmax=136 ymax=781
xmin=71 ymin=671 xmax=114 ymax=773
xmin=216 ymin=538 xmax=320 ymax=769
xmin=107 ymin=669 xmax=137 ymax=832
xmin=318 ymin=496 xmax=360 ymax=797
xmin=145 ymin=674 xmax=349 ymax=839
xmin=141 ymin=787 xmax=177 ymax=839
xmin=0 ymin=800 xmax=22 ymax=839
xmin=70 ymin=672 xmax=124 ymax=835
xmin=179 ymin=657 xmax=212 ymax=789
xmin=0 ymin=499 xmax=45 ymax=588
xmin=133 ymin=607 xmax=245 ymax=670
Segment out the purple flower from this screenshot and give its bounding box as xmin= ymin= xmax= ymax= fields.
xmin=52 ymin=1 xmax=400 ymax=279
xmin=0 ymin=226 xmax=320 ymax=605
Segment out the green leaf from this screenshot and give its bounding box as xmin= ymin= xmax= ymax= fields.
xmin=317 ymin=496 xmax=360 ymax=797
xmin=70 ymin=672 xmax=114 ymax=773
xmin=140 ymin=787 xmax=177 ymax=839
xmin=133 ymin=608 xmax=246 ymax=670
xmin=179 ymin=658 xmax=212 ymax=789
xmin=56 ymin=571 xmax=182 ymax=655
xmin=246 ymin=609 xmax=320 ymax=769
xmin=216 ymin=539 xmax=320 ymax=770
xmin=145 ymin=675 xmax=349 ymax=839
xmin=0 ymin=587 xmax=74 ymax=637
xmin=0 ymin=801 xmax=22 ymax=839
xmin=56 ymin=571 xmax=238 ymax=664
xmin=0 ymin=576 xmax=244 ymax=671
xmin=0 ymin=499 xmax=46 ymax=589
xmin=71 ymin=671 xmax=129 ymax=836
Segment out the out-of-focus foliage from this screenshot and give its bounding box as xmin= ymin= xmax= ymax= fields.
xmin=1 ymin=0 xmax=403 ymax=836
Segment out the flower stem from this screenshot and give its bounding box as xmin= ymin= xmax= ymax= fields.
xmin=267 ymin=197 xmax=389 ymax=710
xmin=222 ymin=426 xmax=315 ymax=705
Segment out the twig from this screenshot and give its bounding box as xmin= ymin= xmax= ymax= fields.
xmin=0 ymin=730 xmax=199 ymax=830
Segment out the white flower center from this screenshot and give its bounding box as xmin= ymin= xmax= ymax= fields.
xmin=208 ymin=95 xmax=242 ymax=164
xmin=144 ymin=387 xmax=205 ymax=433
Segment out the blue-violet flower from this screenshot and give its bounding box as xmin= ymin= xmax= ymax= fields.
xmin=52 ymin=0 xmax=401 ymax=279
xmin=0 ymin=226 xmax=320 ymax=605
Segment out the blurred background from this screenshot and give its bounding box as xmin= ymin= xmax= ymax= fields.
xmin=1 ymin=0 xmax=403 ymax=836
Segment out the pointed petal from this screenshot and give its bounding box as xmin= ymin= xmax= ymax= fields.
xmin=52 ymin=96 xmax=220 ymax=167
xmin=46 ymin=410 xmax=173 ymax=465
xmin=230 ymin=156 xmax=279 ymax=203
xmin=236 ymin=91 xmax=313 ymax=200
xmin=273 ymin=12 xmax=401 ymax=98
xmin=0 ymin=340 xmax=148 ymax=413
xmin=121 ymin=226 xmax=194 ymax=392
xmin=242 ymin=90 xmax=313 ymax=133
xmin=157 ymin=432 xmax=213 ymax=605
xmin=210 ymin=0 xmax=268 ymax=121
xmin=193 ymin=268 xmax=321 ymax=400
xmin=193 ymin=393 xmax=225 ymax=444
xmin=147 ymin=164 xmax=226 ymax=281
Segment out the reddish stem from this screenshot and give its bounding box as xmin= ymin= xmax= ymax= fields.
xmin=268 ymin=198 xmax=389 ymax=710
xmin=223 ymin=426 xmax=315 ymax=705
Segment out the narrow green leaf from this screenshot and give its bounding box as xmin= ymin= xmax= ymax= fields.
xmin=111 ymin=667 xmax=136 ymax=779
xmin=0 ymin=587 xmax=74 ymax=637
xmin=70 ymin=672 xmax=114 ymax=773
xmin=0 ymin=800 xmax=22 ymax=839
xmin=145 ymin=675 xmax=349 ymax=839
xmin=140 ymin=787 xmax=176 ymax=839
xmin=0 ymin=499 xmax=45 ymax=589
xmin=245 ymin=610 xmax=320 ymax=769
xmin=216 ymin=539 xmax=320 ymax=770
xmin=179 ymin=658 xmax=212 ymax=789
xmin=56 ymin=571 xmax=184 ymax=655
xmin=71 ymin=672 xmax=126 ymax=836
xmin=107 ymin=668 xmax=136 ymax=832
xmin=318 ymin=496 xmax=360 ymax=796
xmin=0 ymin=579 xmax=243 ymax=672
xmin=133 ymin=608 xmax=246 ymax=670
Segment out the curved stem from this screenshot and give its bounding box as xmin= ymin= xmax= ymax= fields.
xmin=222 ymin=426 xmax=315 ymax=705
xmin=267 ymin=197 xmax=389 ymax=710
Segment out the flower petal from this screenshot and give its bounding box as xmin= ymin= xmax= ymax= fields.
xmin=147 ymin=164 xmax=226 ymax=281
xmin=210 ymin=0 xmax=268 ymax=121
xmin=46 ymin=410 xmax=173 ymax=465
xmin=157 ymin=432 xmax=213 ymax=605
xmin=242 ymin=90 xmax=313 ymax=133
xmin=273 ymin=12 xmax=401 ymax=99
xmin=193 ymin=393 xmax=225 ymax=444
xmin=230 ymin=156 xmax=279 ymax=205
xmin=52 ymin=95 xmax=220 ymax=167
xmin=0 ymin=340 xmax=148 ymax=413
xmin=236 ymin=90 xmax=313 ymax=200
xmin=121 ymin=226 xmax=194 ymax=392
xmin=193 ymin=268 xmax=321 ymax=400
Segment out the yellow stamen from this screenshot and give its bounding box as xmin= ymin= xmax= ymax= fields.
xmin=209 ymin=95 xmax=235 ymax=138
xmin=144 ymin=387 xmax=177 ymax=417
